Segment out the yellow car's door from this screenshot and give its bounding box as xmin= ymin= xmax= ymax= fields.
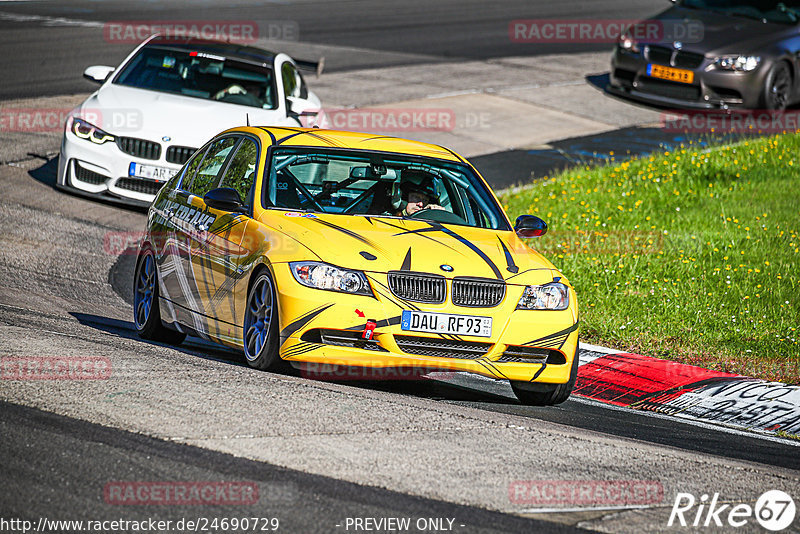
xmin=167 ymin=135 xmax=239 ymax=336
xmin=189 ymin=136 xmax=261 ymax=346
xmin=154 ymin=145 xmax=208 ymax=329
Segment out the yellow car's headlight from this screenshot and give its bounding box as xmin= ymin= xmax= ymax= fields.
xmin=517 ymin=282 xmax=569 ymax=310
xmin=290 ymin=261 xmax=372 ymax=296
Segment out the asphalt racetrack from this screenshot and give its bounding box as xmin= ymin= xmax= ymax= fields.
xmin=0 ymin=2 xmax=798 ymax=533
xmin=0 ymin=0 xmax=661 ymax=99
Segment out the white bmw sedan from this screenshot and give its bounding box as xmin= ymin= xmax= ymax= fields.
xmin=57 ymin=35 xmax=324 ymax=206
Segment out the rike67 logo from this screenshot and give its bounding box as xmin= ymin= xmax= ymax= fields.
xmin=669 ymin=490 xmax=796 ymax=531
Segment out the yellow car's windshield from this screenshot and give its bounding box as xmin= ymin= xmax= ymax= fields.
xmin=263 ymin=148 xmax=510 ymax=230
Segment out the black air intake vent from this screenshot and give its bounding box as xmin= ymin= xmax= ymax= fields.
xmin=388 ymin=271 xmax=446 ymax=304
xmin=451 ymin=277 xmax=505 ymax=307
xmin=116 ymin=137 xmax=161 ymax=160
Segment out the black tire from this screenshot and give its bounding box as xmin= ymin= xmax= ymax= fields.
xmin=511 ymin=342 xmax=580 ymax=406
xmin=133 ymin=247 xmax=186 ymax=345
xmin=761 ymin=62 xmax=792 ymax=111
xmin=243 ymin=269 xmax=284 ymax=371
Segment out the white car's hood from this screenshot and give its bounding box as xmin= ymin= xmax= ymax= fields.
xmin=80 ymin=84 xmax=297 ymax=149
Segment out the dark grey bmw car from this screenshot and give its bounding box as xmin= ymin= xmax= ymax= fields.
xmin=608 ymin=0 xmax=800 ymax=110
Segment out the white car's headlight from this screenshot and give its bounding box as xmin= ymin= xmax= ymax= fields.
xmin=68 ymin=117 xmax=115 ymax=144
xmin=290 ymin=261 xmax=372 ymax=296
xmin=517 ymin=282 xmax=569 ymax=310
xmin=712 ymin=55 xmax=761 ymax=72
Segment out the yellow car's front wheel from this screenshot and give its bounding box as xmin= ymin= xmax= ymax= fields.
xmin=243 ymin=269 xmax=282 ymax=371
xmin=510 ymin=343 xmax=579 ymax=406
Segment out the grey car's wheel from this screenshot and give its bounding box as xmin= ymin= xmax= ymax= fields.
xmin=133 ymin=248 xmax=185 ymax=344
xmin=762 ymin=62 xmax=792 ymax=111
xmin=243 ymin=269 xmax=283 ymax=371
xmin=511 ymin=342 xmax=580 ymax=406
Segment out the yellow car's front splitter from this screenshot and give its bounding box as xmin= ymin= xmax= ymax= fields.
xmin=279 ymin=333 xmax=578 ymax=383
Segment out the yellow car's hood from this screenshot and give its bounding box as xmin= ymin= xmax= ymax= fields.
xmin=260 ymin=212 xmax=559 ymax=284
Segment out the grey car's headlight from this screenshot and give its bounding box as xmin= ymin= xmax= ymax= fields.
xmin=517 ymin=282 xmax=569 ymax=310
xmin=290 ymin=261 xmax=372 ymax=296
xmin=712 ymin=55 xmax=761 ymax=72
xmin=68 ymin=117 xmax=115 ymax=144
xmin=617 ymin=33 xmax=640 ymax=53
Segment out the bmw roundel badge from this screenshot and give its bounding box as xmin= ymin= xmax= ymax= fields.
xmin=162 ymin=136 xmax=172 ymax=142
xmin=440 ymin=264 xmax=454 ymax=272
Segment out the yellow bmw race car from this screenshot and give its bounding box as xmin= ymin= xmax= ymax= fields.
xmin=133 ymin=127 xmax=579 ymax=405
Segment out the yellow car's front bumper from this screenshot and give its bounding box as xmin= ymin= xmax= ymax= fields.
xmin=272 ymin=263 xmax=579 ymax=384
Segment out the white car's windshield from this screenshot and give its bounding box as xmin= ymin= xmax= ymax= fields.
xmin=114 ymin=46 xmax=276 ymax=109
xmin=264 ymin=148 xmax=511 ymax=231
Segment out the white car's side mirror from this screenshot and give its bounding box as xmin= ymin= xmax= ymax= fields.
xmin=286 ymin=96 xmax=318 ymax=117
xmin=83 ymin=65 xmax=115 ymax=84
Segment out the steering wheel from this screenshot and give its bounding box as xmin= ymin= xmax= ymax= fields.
xmin=214 ymin=84 xmax=246 ymax=100
xmin=407 ymin=208 xmax=466 ymax=225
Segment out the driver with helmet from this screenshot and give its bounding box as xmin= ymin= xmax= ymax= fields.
xmin=394 ymin=169 xmax=445 ymax=217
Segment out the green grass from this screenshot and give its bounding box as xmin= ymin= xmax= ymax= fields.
xmin=776 ymin=430 xmax=800 ymax=442
xmin=500 ymin=133 xmax=800 ymax=384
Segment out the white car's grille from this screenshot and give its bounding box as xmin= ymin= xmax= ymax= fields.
xmin=166 ymin=145 xmax=197 ymax=165
xmin=116 ymin=177 xmax=164 ymax=196
xmin=116 ymin=137 xmax=161 ymax=160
